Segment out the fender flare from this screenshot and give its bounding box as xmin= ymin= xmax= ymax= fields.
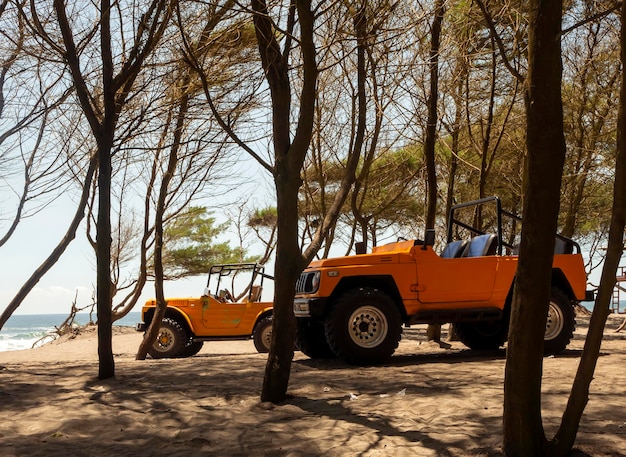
xmin=144 ymin=306 xmax=196 ymax=335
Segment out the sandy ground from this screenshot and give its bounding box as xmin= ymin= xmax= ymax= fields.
xmin=0 ymin=315 xmax=625 ymax=457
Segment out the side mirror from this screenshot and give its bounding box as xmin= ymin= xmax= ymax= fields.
xmin=422 ymin=229 xmax=435 ymax=250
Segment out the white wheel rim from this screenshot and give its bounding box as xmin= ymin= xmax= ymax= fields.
xmin=155 ymin=327 xmax=175 ymax=352
xmin=262 ymin=325 xmax=272 ymax=349
xmin=348 ymin=305 xmax=388 ymax=348
xmin=545 ymin=301 xmax=564 ymax=341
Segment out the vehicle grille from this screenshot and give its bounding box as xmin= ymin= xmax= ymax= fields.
xmin=295 ymin=271 xmax=318 ymax=294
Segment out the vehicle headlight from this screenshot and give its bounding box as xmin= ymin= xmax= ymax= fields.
xmin=296 ymin=270 xmax=322 ymax=294
xmin=311 ymin=271 xmax=320 ymax=292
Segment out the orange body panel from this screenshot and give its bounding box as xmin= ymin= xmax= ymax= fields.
xmin=141 ymin=296 xmax=272 ymax=338
xmin=297 ymin=240 xmax=587 ymax=322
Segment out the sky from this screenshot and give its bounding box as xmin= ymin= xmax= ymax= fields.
xmin=0 ymin=158 xmax=275 ymax=316
xmin=1 ymin=195 xmax=98 ymax=315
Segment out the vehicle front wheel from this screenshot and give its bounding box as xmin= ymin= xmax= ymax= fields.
xmin=324 ymin=287 xmax=402 ymax=365
xmin=148 ymin=317 xmax=188 ymax=359
xmin=543 ymin=287 xmax=575 ymax=355
xmin=253 ymin=316 xmax=272 ymax=353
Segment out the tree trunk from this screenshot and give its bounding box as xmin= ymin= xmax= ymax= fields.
xmin=503 ymin=0 xmax=566 ymax=454
xmin=424 ymin=0 xmax=445 ymax=341
xmin=261 ymin=169 xmax=301 ymax=402
xmin=478 ymin=37 xmax=496 ymax=205
xmin=424 ymin=0 xmax=444 ymax=230
xmin=95 ymin=0 xmax=117 ymax=380
xmin=444 ymin=56 xmax=464 ymax=218
xmin=96 ymin=141 xmax=115 ymax=379
xmin=136 ymin=90 xmax=188 ymax=360
xmin=47 ymin=0 xmax=172 ymax=378
xmin=253 ymin=0 xmax=318 ymax=403
xmin=548 ymin=3 xmax=626 ymax=454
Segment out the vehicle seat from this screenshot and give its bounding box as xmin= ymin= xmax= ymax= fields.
xmin=554 ymin=238 xmax=574 ymax=254
xmin=465 ymin=234 xmax=497 ymax=257
xmin=248 ymin=285 xmax=262 ymax=302
xmin=441 ymin=240 xmax=469 ymax=258
xmin=512 ymin=238 xmax=573 ymax=255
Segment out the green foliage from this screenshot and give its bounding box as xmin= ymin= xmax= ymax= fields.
xmin=248 ymin=207 xmax=278 ymax=228
xmin=439 ymin=103 xmax=526 ymax=210
xmin=301 ymin=144 xmax=426 ymax=242
xmin=160 ymin=207 xmax=254 ymax=278
xmin=356 ymin=145 xmax=425 ymax=227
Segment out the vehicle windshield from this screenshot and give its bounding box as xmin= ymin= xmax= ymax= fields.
xmin=205 ymin=263 xmax=273 ymax=302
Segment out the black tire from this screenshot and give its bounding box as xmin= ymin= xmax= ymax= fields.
xmin=296 ymin=319 xmax=336 ymax=359
xmin=148 ymin=317 xmax=188 ymax=359
xmin=543 ymin=287 xmax=575 ymax=355
xmin=253 ymin=316 xmax=272 ymax=353
xmin=453 ymin=318 xmax=509 ymax=351
xmin=324 ymin=287 xmax=402 ymax=365
xmin=179 ymin=339 xmax=204 ymax=358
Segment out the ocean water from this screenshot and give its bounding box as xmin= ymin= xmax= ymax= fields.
xmin=0 ymin=311 xmax=141 ymax=352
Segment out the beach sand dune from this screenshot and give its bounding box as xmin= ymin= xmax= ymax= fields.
xmin=1 ymin=316 xmax=625 ymax=456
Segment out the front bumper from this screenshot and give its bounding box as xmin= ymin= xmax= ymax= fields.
xmin=136 ymin=322 xmax=146 ymax=332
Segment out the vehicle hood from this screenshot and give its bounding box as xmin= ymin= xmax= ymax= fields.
xmin=307 ymin=240 xmax=419 ymax=269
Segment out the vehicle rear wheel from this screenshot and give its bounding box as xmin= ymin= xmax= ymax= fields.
xmin=296 ymin=319 xmax=335 ymax=359
xmin=148 ymin=317 xmax=188 ymax=359
xmin=179 ymin=339 xmax=204 ymax=357
xmin=253 ymin=316 xmax=272 ymax=353
xmin=453 ymin=318 xmax=508 ymax=351
xmin=543 ymin=287 xmax=575 ymax=355
xmin=324 ymin=287 xmax=402 ymax=365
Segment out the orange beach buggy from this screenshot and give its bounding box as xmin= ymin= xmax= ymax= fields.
xmin=137 ymin=263 xmax=273 ymax=358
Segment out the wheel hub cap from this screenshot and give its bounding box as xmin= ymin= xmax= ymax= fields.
xmin=348 ymin=306 xmax=388 ymax=348
xmin=545 ymin=301 xmax=564 ymax=341
xmin=156 ymin=330 xmax=173 ymax=349
xmin=263 ymin=328 xmax=272 ymax=348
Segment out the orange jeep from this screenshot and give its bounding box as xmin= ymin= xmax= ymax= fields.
xmin=294 ymin=197 xmax=593 ymax=365
xmin=137 ymin=263 xmax=273 ymax=358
